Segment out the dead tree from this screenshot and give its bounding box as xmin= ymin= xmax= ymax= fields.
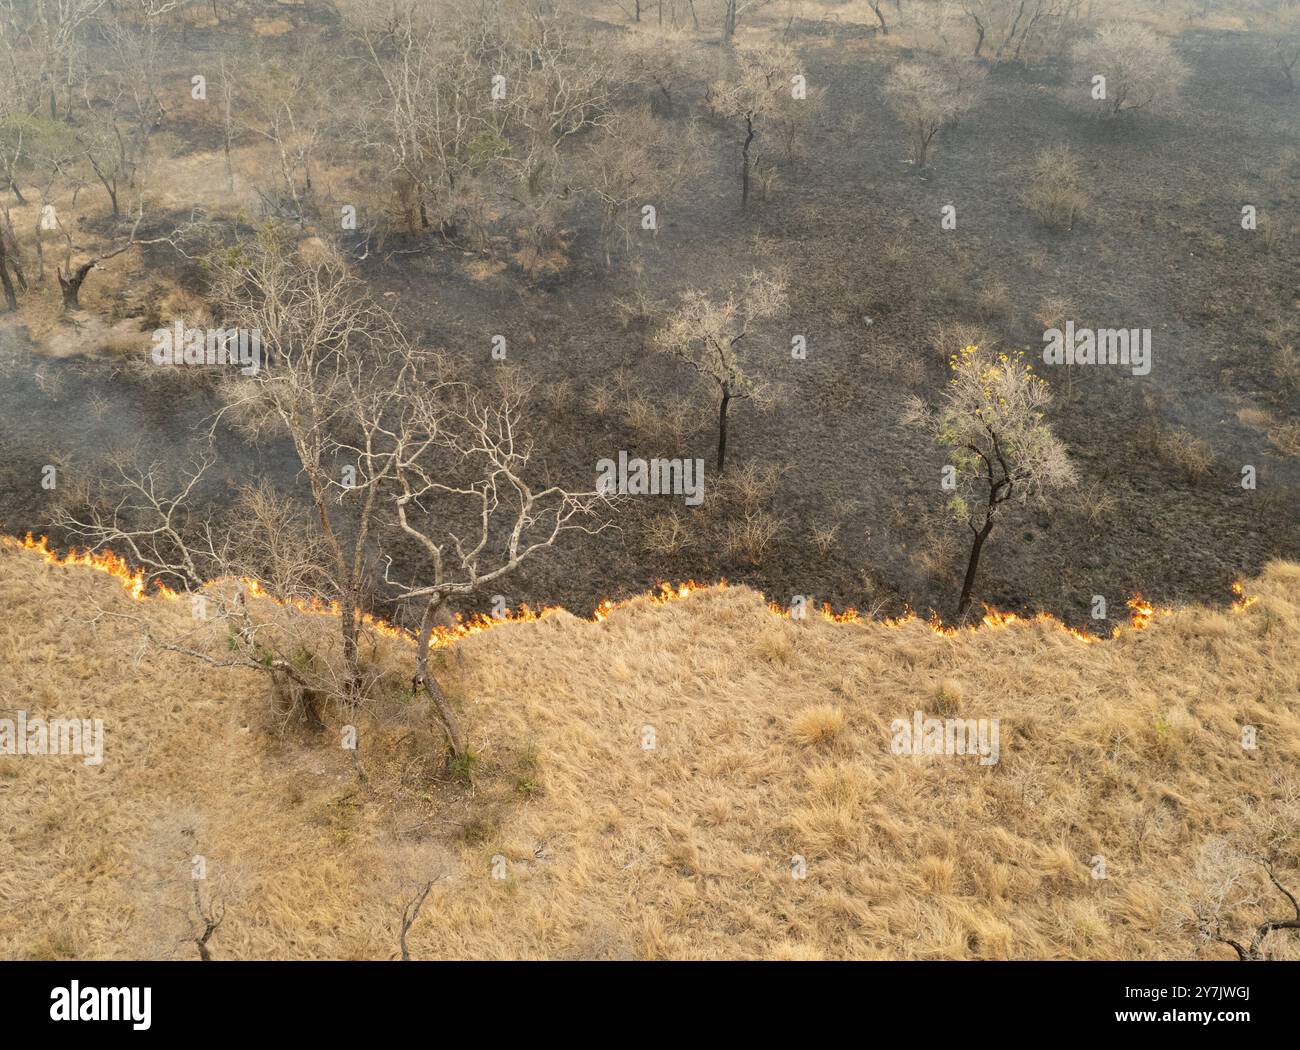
xmin=190 ymin=881 xmax=225 ymax=962
xmin=0 ymin=219 xmax=17 ymax=310
xmin=398 ymin=880 xmax=432 ymax=961
xmin=1199 ymin=859 xmax=1300 ymax=961
xmin=209 ymin=230 xmax=416 ymax=706
xmin=375 ymin=377 xmax=614 ymax=758
xmin=54 ymin=199 xmax=188 ymax=311
xmin=56 ymin=455 xmax=350 ymax=729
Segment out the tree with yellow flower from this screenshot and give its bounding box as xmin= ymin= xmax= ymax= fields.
xmin=904 ymin=344 xmax=1077 ymax=618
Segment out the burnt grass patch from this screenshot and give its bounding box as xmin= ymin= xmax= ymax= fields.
xmin=2 ymin=20 xmax=1296 ymax=631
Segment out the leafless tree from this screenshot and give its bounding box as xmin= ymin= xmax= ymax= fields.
xmin=66 ymin=1 xmax=176 ymax=218
xmin=706 ymin=42 xmax=810 ymax=209
xmin=189 ymin=880 xmax=225 ymax=962
xmin=376 ymin=378 xmax=614 ymax=756
xmin=955 ymin=0 xmax=1086 ymax=62
xmin=586 ymin=104 xmax=698 ymax=265
xmin=867 ymin=0 xmax=890 ymax=35
xmin=1246 ymin=1 xmax=1300 ymax=92
xmin=652 ymin=269 xmax=787 ymax=474
xmin=398 ymin=880 xmax=432 ymax=960
xmin=208 ymin=230 xmax=415 ymax=704
xmin=15 ymin=115 xmax=81 ymax=281
xmin=1190 ymin=838 xmax=1300 ymax=961
xmin=885 ymin=56 xmax=985 ymax=169
xmin=720 ymin=0 xmax=774 ymax=42
xmin=616 ymin=26 xmax=707 ymax=113
xmin=1072 ymin=22 xmax=1189 ymax=118
xmin=497 ymin=14 xmax=619 ymax=270
xmin=355 ymin=1 xmax=503 ymax=239
xmin=356 ymin=1 xmax=618 ymax=268
xmin=1 ymin=0 xmax=107 ymax=120
xmin=55 ymin=452 xmax=357 ymax=728
xmin=237 ymin=45 xmax=333 ymax=224
xmin=0 ymin=206 xmax=21 ymax=309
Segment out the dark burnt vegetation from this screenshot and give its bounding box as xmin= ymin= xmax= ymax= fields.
xmin=0 ymin=0 xmax=1296 ymax=661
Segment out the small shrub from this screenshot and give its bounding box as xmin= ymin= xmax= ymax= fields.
xmin=790 ymin=704 xmax=845 ymax=747
xmin=726 ymin=510 xmax=784 ymax=565
xmin=932 ymin=679 xmax=964 ymax=717
xmin=1268 ymin=421 xmax=1300 ymax=457
xmin=932 ymin=321 xmax=996 ymax=365
xmin=622 ymin=395 xmax=659 ymax=436
xmin=754 ymin=627 xmax=794 ymax=664
xmin=613 ymin=289 xmax=659 ymax=330
xmin=1155 ymin=427 xmax=1214 ymax=481
xmin=641 ymin=512 xmax=690 ymax=557
xmin=811 ymin=522 xmax=839 ymax=559
xmin=975 ymin=279 xmax=1012 ymax=321
xmin=1077 ymin=481 xmax=1118 ymax=525
xmin=1026 ymin=146 xmax=1088 ymax=230
xmin=541 ymin=378 xmax=576 ymax=416
xmin=491 ymin=364 xmax=537 ymax=404
xmin=720 ymin=461 xmax=781 ymax=514
xmin=461 ymin=815 xmax=497 ymax=845
xmin=1034 ymin=294 xmax=1077 ymax=332
xmin=450 ymin=747 xmax=480 ymax=786
xmin=590 ymin=383 xmax=615 ymax=417
xmin=1273 ymin=344 xmax=1300 ymax=391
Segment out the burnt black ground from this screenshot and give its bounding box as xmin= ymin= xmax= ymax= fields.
xmin=0 ymin=19 xmax=1296 ymax=633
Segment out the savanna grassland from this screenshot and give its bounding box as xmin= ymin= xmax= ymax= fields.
xmin=2 ymin=539 xmax=1298 ymax=960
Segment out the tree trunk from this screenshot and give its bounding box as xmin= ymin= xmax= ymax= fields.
xmin=57 ymin=261 xmax=95 ymax=311
xmin=33 ymin=218 xmax=44 ymax=281
xmin=956 ymin=520 xmax=994 ymax=618
xmin=1 ymin=223 xmax=25 ymax=292
xmin=716 ymin=385 xmax=731 ymax=474
xmin=340 ymin=599 xmax=361 ymax=703
xmin=997 ymin=1 xmax=1027 ymax=62
xmin=915 ymin=125 xmax=931 ymax=169
xmin=740 ymin=116 xmax=755 ymax=210
xmin=415 ymin=599 xmax=466 ymax=758
xmin=0 ymin=234 xmax=16 ymax=311
xmin=723 ymin=0 xmax=736 ymax=41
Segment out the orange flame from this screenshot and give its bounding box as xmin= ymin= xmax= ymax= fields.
xmin=5 ymin=533 xmax=1238 ymax=651
xmin=1230 ymin=580 xmax=1258 ymax=613
xmin=1124 ymin=593 xmax=1158 ymax=631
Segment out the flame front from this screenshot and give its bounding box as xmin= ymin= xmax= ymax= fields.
xmin=5 ymin=533 xmax=1240 ymax=649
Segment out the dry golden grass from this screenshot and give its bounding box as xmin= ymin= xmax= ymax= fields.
xmin=1 ymin=543 xmax=1298 ymax=960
